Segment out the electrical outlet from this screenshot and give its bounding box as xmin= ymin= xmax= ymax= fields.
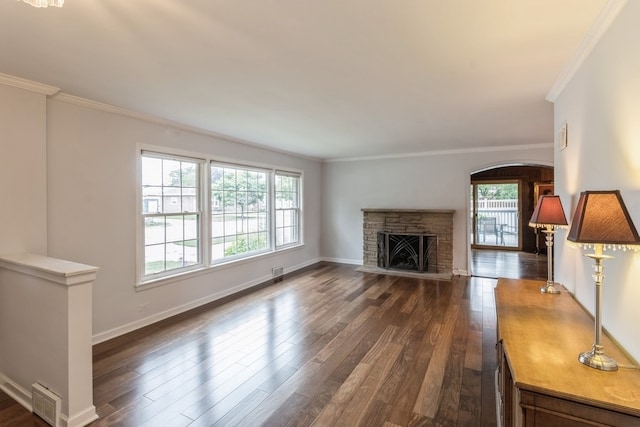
xmin=138 ymin=303 xmax=149 ymax=312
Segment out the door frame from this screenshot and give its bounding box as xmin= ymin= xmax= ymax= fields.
xmin=470 ymin=179 xmax=522 ymax=251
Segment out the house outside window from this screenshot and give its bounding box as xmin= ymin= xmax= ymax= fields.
xmin=141 ymin=152 xmax=203 ymax=279
xmin=139 ymin=147 xmax=303 ymax=285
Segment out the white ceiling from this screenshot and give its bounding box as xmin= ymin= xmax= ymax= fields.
xmin=0 ymin=0 xmax=609 ymax=160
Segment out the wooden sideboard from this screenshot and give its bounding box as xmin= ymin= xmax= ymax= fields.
xmin=495 ymin=278 xmax=640 ymax=426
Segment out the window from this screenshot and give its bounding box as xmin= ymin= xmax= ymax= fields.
xmin=275 ymin=171 xmax=301 ymax=248
xmin=139 ymin=148 xmax=303 ymax=285
xmin=211 ymin=163 xmax=269 ymax=262
xmin=141 ymin=152 xmax=203 ymax=279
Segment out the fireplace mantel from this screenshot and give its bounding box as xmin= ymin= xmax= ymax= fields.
xmin=360 ymin=209 xmax=454 ymax=279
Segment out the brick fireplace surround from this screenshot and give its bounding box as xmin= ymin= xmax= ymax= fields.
xmin=360 ymin=209 xmax=454 ymax=279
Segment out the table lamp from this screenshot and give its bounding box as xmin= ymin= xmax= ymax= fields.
xmin=567 ymin=190 xmax=640 ymax=371
xmin=529 ymin=195 xmax=568 ymax=294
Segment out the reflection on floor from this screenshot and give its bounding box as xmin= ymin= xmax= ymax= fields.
xmin=471 ymin=249 xmax=547 ymax=280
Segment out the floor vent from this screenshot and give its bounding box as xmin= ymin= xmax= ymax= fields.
xmin=32 ymin=383 xmax=60 ymax=427
xmin=272 ymin=266 xmax=284 ymax=279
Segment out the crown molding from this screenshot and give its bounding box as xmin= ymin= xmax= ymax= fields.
xmin=325 ymin=143 xmax=554 ymax=163
xmin=546 ymin=0 xmax=628 ymax=102
xmin=0 ymin=72 xmax=60 ymax=95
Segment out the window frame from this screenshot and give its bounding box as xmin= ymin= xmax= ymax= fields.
xmin=274 ymin=170 xmax=302 ymax=249
xmin=139 ymin=150 xmax=207 ymax=283
xmin=137 ymin=146 xmax=303 ymax=288
xmin=210 ymin=161 xmax=271 ymax=264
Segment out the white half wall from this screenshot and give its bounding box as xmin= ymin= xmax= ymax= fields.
xmin=553 ymin=1 xmax=640 ymax=362
xmin=45 ymin=98 xmax=322 ymax=340
xmin=321 ymin=146 xmax=553 ymax=275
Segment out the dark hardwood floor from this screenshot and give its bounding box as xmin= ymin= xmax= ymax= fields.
xmin=471 ymin=249 xmax=547 ymax=281
xmin=1 ymin=255 xmax=542 ymax=426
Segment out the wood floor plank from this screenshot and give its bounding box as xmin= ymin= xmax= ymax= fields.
xmin=311 ymin=363 xmax=373 ymax=425
xmin=412 ymin=281 xmax=464 ymax=418
xmin=335 ymin=342 xmax=404 ymax=426
xmin=0 ymin=261 xmax=515 ymax=426
xmin=385 ymin=285 xmax=453 ymax=425
xmin=313 ymin=305 xmax=377 ymax=362
xmin=458 ymin=367 xmax=482 ymax=425
xmin=465 ymin=330 xmax=483 ymax=371
xmin=433 ymin=295 xmax=470 ymax=425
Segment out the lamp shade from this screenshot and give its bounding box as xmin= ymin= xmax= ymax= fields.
xmin=567 ymin=190 xmax=640 ymax=245
xmin=529 ymin=195 xmax=568 ymax=227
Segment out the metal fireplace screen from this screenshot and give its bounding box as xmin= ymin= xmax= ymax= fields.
xmin=377 ymin=232 xmax=438 ymax=273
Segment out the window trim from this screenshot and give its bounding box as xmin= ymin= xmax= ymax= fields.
xmin=139 ymin=150 xmax=207 ymax=283
xmin=136 ymin=145 xmax=303 ymax=288
xmin=210 ymin=161 xmax=271 ymax=264
xmin=274 ymin=170 xmax=302 ymax=250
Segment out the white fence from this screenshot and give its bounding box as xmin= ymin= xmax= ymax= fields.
xmin=472 ymin=199 xmax=519 ymax=246
xmin=476 ymin=199 xmax=518 ymax=209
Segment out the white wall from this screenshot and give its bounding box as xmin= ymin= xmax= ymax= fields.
xmin=0 ymin=85 xmax=48 ymax=254
xmin=45 ymin=98 xmax=322 ymax=341
xmin=554 ymin=1 xmax=640 ymax=362
xmin=321 ymin=147 xmax=553 ymax=273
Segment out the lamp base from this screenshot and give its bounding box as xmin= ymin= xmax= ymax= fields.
xmin=578 ymin=346 xmax=618 ymax=371
xmin=540 ymin=281 xmax=561 ymax=294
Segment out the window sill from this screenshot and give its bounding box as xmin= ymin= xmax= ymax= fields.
xmin=136 ymin=242 xmax=304 ymax=291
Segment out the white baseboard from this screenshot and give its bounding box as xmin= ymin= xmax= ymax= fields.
xmin=0 ymin=373 xmax=97 ymax=427
xmin=320 ymin=257 xmax=362 ymax=265
xmin=62 ymin=405 xmax=99 ymax=427
xmin=0 ymin=373 xmax=31 ymax=411
xmin=93 ymin=275 xmax=271 ymax=344
xmin=92 ymin=257 xmax=323 ymax=345
xmin=453 ymin=268 xmax=470 ymax=276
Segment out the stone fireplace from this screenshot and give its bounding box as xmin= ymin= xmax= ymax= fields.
xmin=361 ymin=209 xmax=454 ymax=278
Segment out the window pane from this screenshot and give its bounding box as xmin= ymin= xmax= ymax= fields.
xmin=224 ymin=196 xmax=236 ymax=213
xmin=145 ymin=217 xmax=165 ymax=245
xmin=184 ymin=215 xmax=198 ymax=240
xmin=142 ymin=157 xmax=163 ymax=186
xmin=211 ymin=167 xmax=224 ymax=190
xmin=237 ymin=170 xmax=248 ymax=191
xmin=275 ymin=172 xmax=300 ymax=248
xmin=247 ymin=216 xmax=258 ymax=233
xmin=225 ymin=217 xmax=237 ymax=235
xmin=212 ymin=214 xmax=224 ymax=238
xmin=166 ymin=215 xmax=184 ymax=243
xmin=163 ymin=160 xmax=181 ymax=186
xmin=182 ymin=164 xmax=197 ymax=188
xmin=258 ymin=213 xmax=268 ymax=231
xmin=224 ymin=170 xmax=236 ymax=190
xmin=211 ymin=163 xmax=270 ymax=262
xmin=224 ymin=235 xmax=237 ymax=256
xmin=143 ymin=186 xmax=163 ymax=214
xmin=211 ymin=236 xmax=224 ymax=259
xmin=183 ymin=241 xmax=199 ymax=266
xmin=141 ymin=153 xmax=202 ymax=279
xmin=145 ymin=243 xmax=165 ymax=275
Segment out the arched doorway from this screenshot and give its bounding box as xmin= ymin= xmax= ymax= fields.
xmin=469 ymin=164 xmax=553 ymax=279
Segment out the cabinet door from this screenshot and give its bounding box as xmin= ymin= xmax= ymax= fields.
xmin=496 ymin=340 xmax=517 ymax=427
xmin=520 ymin=390 xmax=640 ymax=427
